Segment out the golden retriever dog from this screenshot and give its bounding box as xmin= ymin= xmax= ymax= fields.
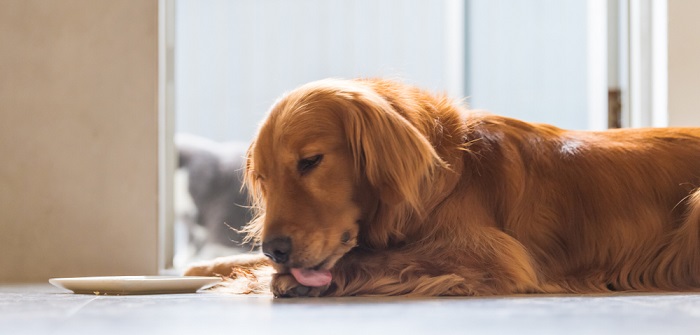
xmin=186 ymin=78 xmax=700 ymax=297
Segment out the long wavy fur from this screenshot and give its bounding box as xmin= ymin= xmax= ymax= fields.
xmin=188 ymin=78 xmax=700 ymax=296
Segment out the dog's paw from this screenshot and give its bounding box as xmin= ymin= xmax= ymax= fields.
xmin=271 ymin=273 xmax=328 ymax=298
xmin=184 ymin=254 xmax=271 ymax=277
xmin=183 ymin=262 xmax=218 ymax=277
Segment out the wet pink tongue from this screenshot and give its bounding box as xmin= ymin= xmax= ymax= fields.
xmin=290 ymin=268 xmax=332 ymax=287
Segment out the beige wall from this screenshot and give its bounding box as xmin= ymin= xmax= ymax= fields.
xmin=0 ymin=0 xmax=159 ymax=282
xmin=668 ymin=0 xmax=700 ymax=126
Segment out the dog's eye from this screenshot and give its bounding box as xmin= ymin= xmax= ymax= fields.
xmin=341 ymin=231 xmax=351 ymax=243
xmin=297 ymin=154 xmax=323 ymax=175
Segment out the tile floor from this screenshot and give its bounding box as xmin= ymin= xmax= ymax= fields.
xmin=1 ymin=284 xmax=699 ymax=335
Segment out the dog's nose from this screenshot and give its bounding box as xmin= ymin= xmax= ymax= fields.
xmin=262 ymin=236 xmax=292 ymax=264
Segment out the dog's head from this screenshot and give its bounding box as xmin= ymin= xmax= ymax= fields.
xmin=243 ymin=79 xmax=443 ymax=286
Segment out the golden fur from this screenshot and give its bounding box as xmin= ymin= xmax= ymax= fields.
xmin=186 ymin=78 xmax=700 ymax=297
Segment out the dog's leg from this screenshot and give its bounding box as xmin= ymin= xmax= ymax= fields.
xmin=326 ymin=247 xmax=542 ymax=297
xmin=651 ymin=189 xmax=700 ymax=290
xmin=270 ymin=245 xmax=539 ymax=297
xmin=266 ymin=248 xmax=479 ymax=297
xmin=270 ymin=227 xmax=543 ymax=297
xmin=184 ymin=253 xmax=270 ymax=277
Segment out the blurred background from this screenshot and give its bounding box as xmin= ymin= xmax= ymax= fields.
xmin=176 ymin=0 xmax=591 ymax=144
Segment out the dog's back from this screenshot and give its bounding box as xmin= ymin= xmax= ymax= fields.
xmin=461 ymin=114 xmax=700 ymax=291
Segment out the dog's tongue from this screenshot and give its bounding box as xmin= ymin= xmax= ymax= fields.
xmin=290 ymin=268 xmax=332 ymax=287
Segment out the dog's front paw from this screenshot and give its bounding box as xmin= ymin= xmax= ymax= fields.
xmin=184 ymin=254 xmax=271 ymax=277
xmin=184 ymin=262 xmax=218 ymax=277
xmin=271 ymin=273 xmax=328 ymax=298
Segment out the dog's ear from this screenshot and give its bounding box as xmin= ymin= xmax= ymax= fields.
xmin=341 ymin=89 xmax=444 ymax=212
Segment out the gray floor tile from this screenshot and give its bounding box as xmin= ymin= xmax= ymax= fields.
xmin=1 ymin=284 xmax=698 ymax=334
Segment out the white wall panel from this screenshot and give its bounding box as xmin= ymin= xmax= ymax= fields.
xmin=176 ymin=0 xmax=457 ymax=142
